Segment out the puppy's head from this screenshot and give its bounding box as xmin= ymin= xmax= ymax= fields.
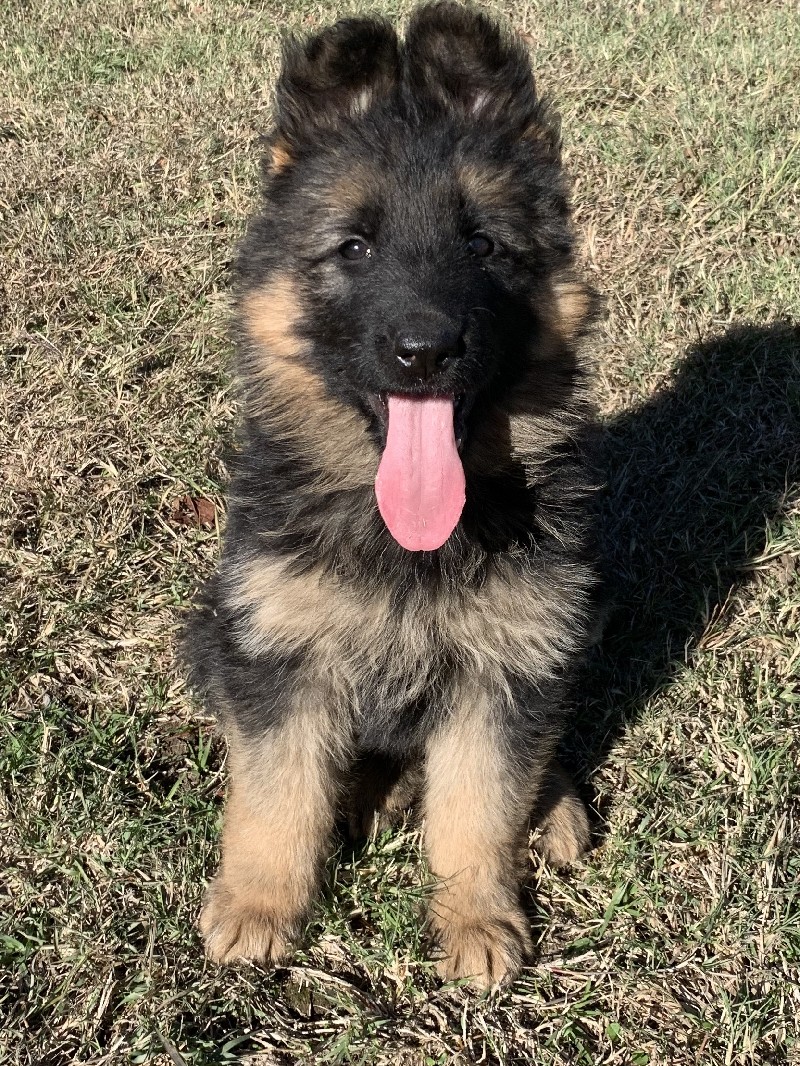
xmin=240 ymin=3 xmax=593 ymax=550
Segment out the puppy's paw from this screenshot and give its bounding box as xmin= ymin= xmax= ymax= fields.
xmin=533 ymin=788 xmax=591 ymax=867
xmin=346 ymin=799 xmax=399 ymax=841
xmin=345 ymin=760 xmax=421 ymax=841
xmin=199 ymin=878 xmax=297 ymax=966
xmin=432 ymin=905 xmax=532 ymax=990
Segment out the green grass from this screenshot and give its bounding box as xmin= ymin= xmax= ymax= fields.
xmin=1 ymin=0 xmax=799 ymax=1063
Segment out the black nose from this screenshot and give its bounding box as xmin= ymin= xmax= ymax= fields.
xmin=394 ymin=326 xmax=464 ymax=380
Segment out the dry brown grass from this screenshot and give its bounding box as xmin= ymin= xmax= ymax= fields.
xmin=1 ymin=1 xmax=799 ymax=1063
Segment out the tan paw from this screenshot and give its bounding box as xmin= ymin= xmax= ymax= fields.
xmin=346 ymin=801 xmax=399 ymax=841
xmin=432 ymin=906 xmax=532 ymax=989
xmin=199 ymin=878 xmax=296 ymax=966
xmin=345 ymin=761 xmax=421 ymax=841
xmin=533 ymin=787 xmax=591 ymax=867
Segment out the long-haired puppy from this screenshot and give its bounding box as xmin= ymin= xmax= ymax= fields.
xmin=186 ymin=1 xmax=599 ymax=989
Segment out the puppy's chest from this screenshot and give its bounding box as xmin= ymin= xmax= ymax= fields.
xmin=233 ymin=553 xmax=457 ymax=665
xmin=230 ymin=551 xmax=586 ymax=690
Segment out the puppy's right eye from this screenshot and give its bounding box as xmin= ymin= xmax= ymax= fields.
xmin=339 ymin=238 xmax=372 ymax=261
xmin=467 ymin=233 xmax=494 ymax=258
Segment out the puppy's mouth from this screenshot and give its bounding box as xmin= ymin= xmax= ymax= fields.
xmin=369 ymin=391 xmax=473 ymax=553
xmin=369 ymin=391 xmax=471 ymax=450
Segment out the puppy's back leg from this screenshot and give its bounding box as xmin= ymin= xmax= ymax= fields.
xmin=531 ymin=760 xmax=591 ymax=867
xmin=345 ymin=753 xmax=423 ymax=839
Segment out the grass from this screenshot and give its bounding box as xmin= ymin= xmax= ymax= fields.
xmin=1 ymin=0 xmax=799 ymax=1062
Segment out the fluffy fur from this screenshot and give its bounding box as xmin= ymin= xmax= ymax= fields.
xmin=186 ymin=1 xmax=599 ymax=989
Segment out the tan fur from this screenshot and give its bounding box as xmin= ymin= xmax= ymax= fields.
xmin=231 ymin=553 xmax=592 ymax=712
xmin=200 ymin=702 xmax=345 ymax=965
xmin=230 ymin=556 xmax=391 ymax=690
xmin=242 ymin=275 xmax=306 ymax=363
xmin=466 ymin=273 xmax=594 ymax=481
xmin=552 ymin=277 xmax=593 ymax=342
xmin=241 ymin=280 xmax=377 ymax=486
xmin=458 ymin=160 xmax=515 ymax=211
xmin=423 ymin=684 xmax=550 ymax=987
xmin=327 ymin=165 xmax=382 ymax=213
xmin=520 ymin=120 xmax=559 ymax=154
xmin=269 ymin=138 xmax=293 ymax=173
xmin=532 ymin=762 xmax=591 ymax=867
xmin=466 ymin=401 xmax=583 ymax=485
xmin=350 ymin=87 xmax=376 ymax=116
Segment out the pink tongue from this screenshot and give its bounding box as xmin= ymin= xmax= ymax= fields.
xmin=375 ymin=395 xmax=466 ymax=552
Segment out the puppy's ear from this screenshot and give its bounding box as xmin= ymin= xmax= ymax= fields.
xmin=404 ymin=2 xmax=559 ymax=155
xmin=269 ymin=18 xmax=400 ymax=171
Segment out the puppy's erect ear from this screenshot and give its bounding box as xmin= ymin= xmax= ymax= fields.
xmin=403 ymin=2 xmax=559 ymax=155
xmin=269 ymin=18 xmax=400 ymax=171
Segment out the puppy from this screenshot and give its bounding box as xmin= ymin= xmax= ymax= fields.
xmin=186 ymin=1 xmax=598 ymax=988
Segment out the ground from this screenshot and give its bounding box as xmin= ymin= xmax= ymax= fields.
xmin=1 ymin=0 xmax=799 ymax=1063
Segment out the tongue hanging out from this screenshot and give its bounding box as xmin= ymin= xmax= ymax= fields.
xmin=375 ymin=395 xmax=466 ymax=552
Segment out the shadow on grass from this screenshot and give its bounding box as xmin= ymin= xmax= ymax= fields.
xmin=571 ymin=319 xmax=800 ymax=805
xmin=160 ymin=320 xmax=800 ymax=1062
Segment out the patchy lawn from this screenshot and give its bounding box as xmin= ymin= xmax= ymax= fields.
xmin=1 ymin=0 xmax=798 ymax=1063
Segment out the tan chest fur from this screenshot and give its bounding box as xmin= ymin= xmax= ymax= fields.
xmin=228 ymin=553 xmax=592 ymax=709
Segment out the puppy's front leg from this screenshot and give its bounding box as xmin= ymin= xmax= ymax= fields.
xmin=200 ymin=697 xmax=345 ymax=966
xmin=424 ymin=685 xmax=552 ymax=989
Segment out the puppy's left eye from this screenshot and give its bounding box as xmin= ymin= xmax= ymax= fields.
xmin=467 ymin=234 xmax=494 ymax=257
xmin=339 ymin=238 xmax=372 ymax=261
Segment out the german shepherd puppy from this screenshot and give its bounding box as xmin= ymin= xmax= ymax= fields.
xmin=186 ymin=1 xmax=598 ymax=988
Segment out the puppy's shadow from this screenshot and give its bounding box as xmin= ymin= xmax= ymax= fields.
xmin=571 ymin=320 xmax=800 ymax=802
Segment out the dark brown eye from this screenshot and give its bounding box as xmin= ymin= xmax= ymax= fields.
xmin=467 ymin=233 xmax=494 ymax=257
xmin=339 ymin=238 xmax=371 ymax=261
